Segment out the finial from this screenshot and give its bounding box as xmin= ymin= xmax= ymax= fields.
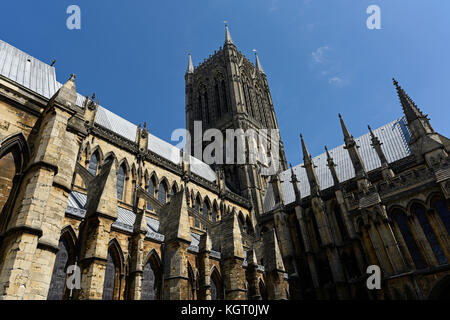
xmin=51 ymin=59 xmax=56 ymax=67
xmin=69 ymin=74 xmax=76 ymax=81
xmin=91 ymin=92 xmax=96 ymax=100
xmin=253 ymin=49 xmax=265 ymax=74
xmin=224 ymin=21 xmax=234 ymax=45
xmin=187 ymin=51 xmax=194 ymax=74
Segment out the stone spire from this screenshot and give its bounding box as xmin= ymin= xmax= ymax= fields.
xmin=369 ymin=125 xmax=395 ymax=180
xmin=300 ymin=134 xmax=320 ymax=197
xmin=224 ymin=23 xmax=234 ymax=45
xmin=325 ymin=146 xmax=340 ymax=187
xmin=338 ymin=114 xmax=367 ymax=179
xmin=393 ymin=78 xmax=428 ymax=124
xmin=270 ymin=171 xmax=284 ymax=207
xmin=339 ymin=113 xmax=356 ymax=148
xmin=187 ymin=53 xmax=194 ymax=74
xmin=254 ymin=51 xmax=265 ymax=74
xmin=290 ymin=163 xmax=301 ymax=203
xmin=368 ymin=125 xmax=388 ymax=167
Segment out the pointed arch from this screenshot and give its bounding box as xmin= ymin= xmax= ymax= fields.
xmin=103 ymin=238 xmax=124 ymax=300
xmin=103 ymin=151 xmax=119 ymax=169
xmin=117 ymin=160 xmax=129 ymax=201
xmin=89 ymin=145 xmax=104 ymax=174
xmin=158 ymin=177 xmax=169 ymax=205
xmin=0 ymin=132 xmax=31 ymax=171
xmin=212 ymin=200 xmax=219 ymax=222
xmin=203 ymin=196 xmax=211 ymax=219
xmin=210 ymin=266 xmax=223 ymax=300
xmin=142 ymin=249 xmax=162 ymax=300
xmin=0 ymin=132 xmax=31 ymax=232
xmin=47 ymin=225 xmax=78 ymax=300
xmin=187 ymin=262 xmax=196 ymax=300
xmin=117 ymin=158 xmax=131 ymax=176
xmin=149 ymin=171 xmax=159 ymax=190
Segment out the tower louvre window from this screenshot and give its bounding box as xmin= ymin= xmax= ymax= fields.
xmin=214 ymin=82 xmax=221 ymax=118
xmin=221 ymin=80 xmax=229 ymax=112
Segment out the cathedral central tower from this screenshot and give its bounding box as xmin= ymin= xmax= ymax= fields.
xmin=185 ymin=25 xmax=287 ymax=215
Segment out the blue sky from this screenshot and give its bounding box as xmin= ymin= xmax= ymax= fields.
xmin=1 ymin=0 xmax=449 ymax=166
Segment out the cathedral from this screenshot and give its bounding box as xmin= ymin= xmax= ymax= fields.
xmin=0 ymin=25 xmax=449 ymax=300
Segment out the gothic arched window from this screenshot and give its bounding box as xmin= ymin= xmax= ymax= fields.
xmin=147 ymin=177 xmax=155 ymax=210
xmin=393 ymin=210 xmax=427 ymax=270
xmin=194 ymin=196 xmax=201 ymax=228
xmin=212 ymin=205 xmax=218 ymax=222
xmin=187 ymin=265 xmax=196 ymax=300
xmin=259 ymin=280 xmax=268 ymax=300
xmin=47 ymin=236 xmax=74 ymax=300
xmin=102 ymin=245 xmax=121 ymax=300
xmin=210 ymin=269 xmax=223 ymax=300
xmin=412 ymin=203 xmax=448 ymax=265
xmin=203 ymin=202 xmax=210 ymax=220
xmin=88 ymin=152 xmax=99 ymax=175
xmin=117 ymin=164 xmax=126 ymax=200
xmin=432 ymin=197 xmax=450 ymax=234
xmin=142 ymin=258 xmax=161 ymax=300
xmin=0 ymin=151 xmax=16 ymax=214
xmin=158 ymin=182 xmax=167 ymax=205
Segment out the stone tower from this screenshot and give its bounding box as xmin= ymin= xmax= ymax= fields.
xmin=185 ymin=25 xmax=288 ymax=216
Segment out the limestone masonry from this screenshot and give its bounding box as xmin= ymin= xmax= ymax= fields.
xmin=0 ymin=26 xmax=449 ymax=300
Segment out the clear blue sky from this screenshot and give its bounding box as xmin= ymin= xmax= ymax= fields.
xmin=1 ymin=0 xmax=449 ymax=166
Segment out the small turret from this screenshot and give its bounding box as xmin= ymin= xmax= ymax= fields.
xmin=300 ymin=134 xmax=321 ymax=197
xmin=338 ymin=114 xmax=368 ymax=179
xmin=325 ymin=146 xmax=340 ymax=187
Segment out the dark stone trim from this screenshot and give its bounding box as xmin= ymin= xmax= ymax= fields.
xmin=2 ymin=225 xmax=43 ymax=238
xmin=24 ymin=160 xmax=59 ymax=176
xmin=53 ymin=181 xmax=72 ymax=194
xmin=37 ymin=240 xmax=60 ymax=254
xmin=78 ymin=256 xmax=108 ymax=265
xmin=164 ymin=275 xmax=189 ymax=281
